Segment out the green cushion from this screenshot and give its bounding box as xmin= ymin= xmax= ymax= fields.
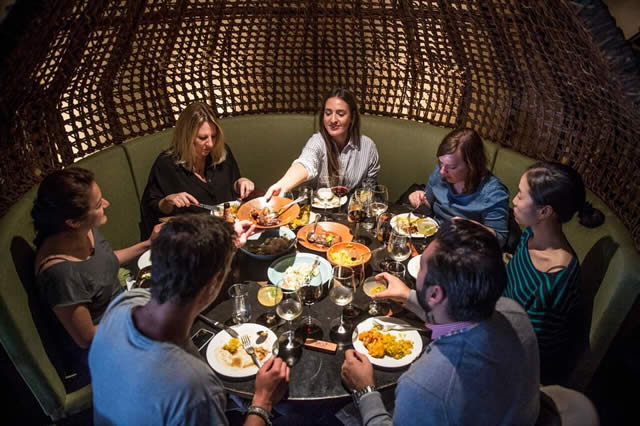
xmin=491 ymin=146 xmax=538 ymax=204
xmin=75 ymin=145 xmax=142 ymax=248
xmin=220 ymin=114 xmax=315 ymax=191
xmin=122 ymin=128 xmax=174 ymax=200
xmin=361 ymin=115 xmax=498 ymax=201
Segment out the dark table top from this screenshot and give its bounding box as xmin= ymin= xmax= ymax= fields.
xmin=191 ymin=204 xmax=433 ymax=402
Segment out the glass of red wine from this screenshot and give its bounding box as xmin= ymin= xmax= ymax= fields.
xmin=330 ymin=174 xmax=347 ymax=213
xmin=348 ymin=189 xmax=369 ymax=244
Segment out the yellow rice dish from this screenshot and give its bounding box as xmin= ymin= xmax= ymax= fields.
xmin=358 ymin=328 xmax=413 ymax=359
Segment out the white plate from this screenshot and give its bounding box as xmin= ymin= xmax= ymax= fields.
xmin=137 ymin=249 xmax=152 ymax=270
xmin=267 ymin=252 xmax=332 ymax=291
xmin=312 ymin=195 xmax=348 ymax=209
xmin=407 ymin=255 xmax=421 ymax=280
xmin=390 ymin=213 xmax=439 ymax=238
xmin=352 ymin=317 xmax=423 ymax=368
xmin=206 ymin=323 xmax=276 ymax=378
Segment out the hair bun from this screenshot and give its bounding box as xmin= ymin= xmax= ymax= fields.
xmin=579 ymin=202 xmax=604 ymax=228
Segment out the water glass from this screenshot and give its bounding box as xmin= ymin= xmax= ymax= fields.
xmin=228 ymin=283 xmax=251 ymax=324
xmin=384 ymin=261 xmax=406 ymax=279
xmin=387 ymin=229 xmax=411 ymax=262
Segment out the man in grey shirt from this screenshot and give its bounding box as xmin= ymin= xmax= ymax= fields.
xmin=90 ymin=214 xmax=290 ymax=426
xmin=341 ymin=219 xmax=540 ymax=425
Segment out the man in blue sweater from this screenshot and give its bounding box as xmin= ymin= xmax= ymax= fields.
xmin=341 ymin=219 xmax=540 ymax=425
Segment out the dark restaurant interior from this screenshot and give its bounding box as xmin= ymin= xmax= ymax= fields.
xmin=1 ymin=0 xmax=639 ymax=425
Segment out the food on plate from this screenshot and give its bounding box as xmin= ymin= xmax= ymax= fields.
xmin=223 ymin=202 xmax=239 ymax=223
xmin=250 ymin=206 xmax=280 ymax=226
xmin=358 ymin=328 xmax=413 ymax=359
xmin=328 ymin=244 xmax=367 ymax=266
xmin=307 ymin=229 xmax=342 ymax=248
xmin=314 ymin=195 xmax=340 ymax=208
xmin=395 ymin=216 xmax=437 ymax=236
xmin=246 ymin=236 xmax=293 ymax=255
xmin=217 ymin=337 xmax=269 ymax=368
xmin=134 ymin=266 xmax=152 ymax=289
xmin=280 ymin=262 xmax=319 ymax=290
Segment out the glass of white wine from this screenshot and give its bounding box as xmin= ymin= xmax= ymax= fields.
xmin=256 ymin=285 xmax=283 ymax=326
xmin=276 ymin=283 xmax=304 ymax=350
xmin=370 ymin=184 xmax=389 ymax=217
xmin=329 ymin=265 xmax=355 ymax=338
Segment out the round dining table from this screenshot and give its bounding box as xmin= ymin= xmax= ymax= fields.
xmin=190 ymin=204 xmax=434 ymax=402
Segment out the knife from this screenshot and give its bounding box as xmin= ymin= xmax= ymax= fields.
xmin=197 ymin=203 xmax=219 ymax=212
xmin=197 ymin=314 xmax=239 ymax=338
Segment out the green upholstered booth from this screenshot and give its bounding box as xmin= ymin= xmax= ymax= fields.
xmin=1 ymin=115 xmax=638 ymax=420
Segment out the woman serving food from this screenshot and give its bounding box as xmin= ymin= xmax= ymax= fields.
xmin=265 ymin=88 xmax=380 ymax=198
xmin=140 ymin=102 xmax=255 ymax=239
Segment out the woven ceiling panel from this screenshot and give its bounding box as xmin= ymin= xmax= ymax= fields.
xmin=1 ymin=0 xmax=638 ymax=247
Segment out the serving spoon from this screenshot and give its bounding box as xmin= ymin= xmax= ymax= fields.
xmin=306 ymin=214 xmax=321 ymax=244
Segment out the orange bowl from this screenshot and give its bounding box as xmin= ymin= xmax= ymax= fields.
xmin=326 ymin=242 xmax=372 ymax=267
xmin=236 ymin=196 xmax=300 ymax=229
xmin=297 ymin=222 xmax=353 ymax=252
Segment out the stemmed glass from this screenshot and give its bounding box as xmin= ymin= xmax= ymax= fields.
xmin=256 ymin=284 xmax=284 ymax=326
xmin=296 ymin=269 xmax=324 ymax=339
xmin=362 ymin=276 xmax=388 ymax=316
xmin=387 ymin=229 xmax=411 ymax=262
xmin=317 ymin=175 xmax=337 ymax=220
xmin=329 ymin=266 xmax=355 ymax=340
xmin=348 ymin=189 xmax=369 ymax=244
xmin=276 ymin=284 xmax=303 ymax=351
xmin=370 ymin=184 xmax=389 ymax=217
xmin=330 ymin=173 xmax=348 ymax=214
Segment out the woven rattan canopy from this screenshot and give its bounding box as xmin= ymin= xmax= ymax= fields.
xmin=1 ymin=0 xmax=638 ymax=247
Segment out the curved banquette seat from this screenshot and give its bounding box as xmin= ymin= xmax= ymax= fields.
xmin=1 ymin=114 xmax=638 ymax=419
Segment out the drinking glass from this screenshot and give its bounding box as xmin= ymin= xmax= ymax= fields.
xmin=256 ymin=285 xmax=283 ymax=326
xmin=290 ymin=186 xmax=313 ymax=231
xmin=329 ymin=266 xmax=355 ymax=338
xmin=276 ymin=285 xmax=304 ymax=350
xmin=370 ymin=184 xmax=389 ymax=217
xmin=296 ymin=269 xmax=324 ymax=338
xmin=317 ymin=175 xmax=337 ymax=220
xmin=387 ymin=229 xmax=411 ymax=262
xmin=228 ymin=283 xmax=251 ymax=324
xmin=330 ymin=173 xmax=348 ymax=213
xmin=384 ymin=261 xmax=406 ymax=279
xmin=348 ymin=189 xmax=369 ymax=244
xmin=376 ymin=212 xmax=394 ymax=244
xmin=362 ymin=276 xmax=388 ymax=316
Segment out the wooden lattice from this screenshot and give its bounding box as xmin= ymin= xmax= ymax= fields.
xmin=1 ymin=0 xmax=639 ymax=248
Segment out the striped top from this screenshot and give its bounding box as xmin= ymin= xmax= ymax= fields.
xmin=293 ymin=132 xmax=380 ymax=189
xmin=504 ymin=227 xmax=582 ymax=369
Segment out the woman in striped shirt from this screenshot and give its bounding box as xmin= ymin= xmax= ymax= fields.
xmin=265 ymin=88 xmax=380 ymax=198
xmin=505 ymin=161 xmax=587 ymax=385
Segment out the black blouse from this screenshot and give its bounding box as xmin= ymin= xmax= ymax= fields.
xmin=140 ymin=145 xmax=241 ymax=239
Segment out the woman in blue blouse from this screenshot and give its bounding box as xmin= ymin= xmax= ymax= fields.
xmin=409 ymin=128 xmax=509 ymax=247
xmin=505 ymin=161 xmax=587 ymax=384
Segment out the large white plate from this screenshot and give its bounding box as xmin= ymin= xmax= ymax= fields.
xmin=407 ymin=255 xmax=421 ymax=280
xmin=312 ymin=195 xmax=348 ymax=209
xmin=390 ymin=213 xmax=438 ymax=238
xmin=137 ymin=249 xmax=151 ymax=270
xmin=206 ymin=323 xmax=276 ymax=378
xmin=352 ymin=317 xmax=423 ymax=368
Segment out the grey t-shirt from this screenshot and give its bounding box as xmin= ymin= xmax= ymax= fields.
xmin=89 ymin=289 xmax=228 ymax=426
xmin=36 ymin=228 xmax=122 ymax=378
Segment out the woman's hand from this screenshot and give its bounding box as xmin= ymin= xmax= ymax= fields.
xmin=233 ymin=220 xmax=256 ymax=248
xmin=372 ymin=272 xmax=411 ymax=304
xmin=158 ymin=192 xmax=199 ymax=213
xmin=149 ymin=223 xmax=164 ymax=241
xmin=265 ymin=182 xmax=284 ymax=201
xmin=409 ymin=190 xmax=426 ymax=208
xmin=234 ymin=177 xmax=255 ymax=199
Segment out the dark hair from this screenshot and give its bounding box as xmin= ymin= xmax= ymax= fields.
xmin=31 ymin=168 xmax=95 ymax=248
xmin=437 ymin=128 xmax=488 ymax=193
xmin=318 ymin=87 xmax=361 ymax=177
xmin=526 ymin=162 xmax=586 ymax=224
xmin=150 ymin=214 xmax=235 ymax=304
xmin=419 ymin=219 xmax=506 ymax=322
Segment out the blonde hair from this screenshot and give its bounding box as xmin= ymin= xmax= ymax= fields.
xmin=168 ymin=102 xmax=226 ymax=169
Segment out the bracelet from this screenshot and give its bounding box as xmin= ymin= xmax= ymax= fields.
xmin=247 ymin=405 xmax=272 ymax=426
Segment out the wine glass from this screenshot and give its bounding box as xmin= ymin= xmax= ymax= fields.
xmin=317 ymin=175 xmax=337 ymax=220
xmin=256 ymin=285 xmax=283 ymax=326
xmin=329 ymin=266 xmax=355 ymax=339
xmin=348 ymin=189 xmax=368 ymax=244
xmin=330 ymin=173 xmax=348 ymax=213
xmin=387 ymin=229 xmax=411 ymax=262
xmin=276 ymin=284 xmax=304 ymax=350
xmin=370 ymin=184 xmax=389 ymax=217
xmin=362 ymin=276 xmax=388 ymax=316
xmin=296 ymin=269 xmax=324 ymax=338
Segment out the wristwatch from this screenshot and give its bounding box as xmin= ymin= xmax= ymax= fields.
xmin=247 ymin=405 xmax=272 ymax=426
xmin=351 ymin=385 xmax=377 ymax=407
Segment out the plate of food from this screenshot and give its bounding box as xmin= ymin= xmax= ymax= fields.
xmin=237 ymin=196 xmax=300 ymax=229
xmin=206 ymin=323 xmax=276 ymax=378
xmin=352 ymin=317 xmax=423 ymax=368
xmin=267 ymin=252 xmax=332 ymax=291
xmin=240 ymin=227 xmax=296 ymax=260
xmin=137 ymin=249 xmax=152 ymax=270
xmin=407 ymin=254 xmax=421 ymax=280
xmin=133 ymin=265 xmax=153 ymax=289
xmin=297 ymin=222 xmax=352 ymax=252
xmin=312 ymin=194 xmax=348 ymax=209
xmin=326 ymin=242 xmax=372 ymax=267
xmin=390 ymin=213 xmax=438 ymax=238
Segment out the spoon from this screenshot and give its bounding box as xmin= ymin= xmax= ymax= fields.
xmin=306 ymin=214 xmax=321 ymax=244
xmin=276 ymin=195 xmax=306 ymax=218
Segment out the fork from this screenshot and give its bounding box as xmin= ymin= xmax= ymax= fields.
xmin=372 ymin=318 xmax=425 ymax=332
xmin=240 ymin=335 xmax=261 ymax=368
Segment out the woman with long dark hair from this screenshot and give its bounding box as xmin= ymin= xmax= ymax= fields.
xmin=32 ymin=167 xmax=159 ymax=384
xmin=265 ymin=88 xmax=380 ymax=197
